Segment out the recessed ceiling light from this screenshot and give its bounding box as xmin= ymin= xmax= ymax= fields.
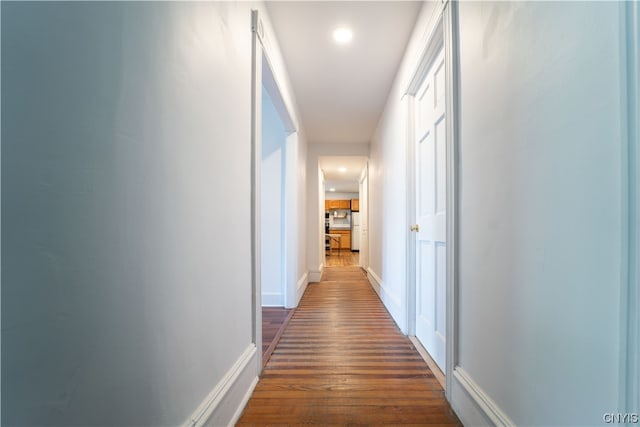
xmin=329 ymin=188 xmax=336 ymax=192
xmin=338 ymin=167 xmax=347 ymax=173
xmin=333 ymin=28 xmax=353 ymax=44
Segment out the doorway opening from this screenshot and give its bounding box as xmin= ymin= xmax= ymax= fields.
xmin=260 ymin=86 xmax=293 ymax=366
xmin=261 ymin=87 xmax=286 ymax=308
xmin=319 ymin=156 xmax=368 ymax=269
xmin=251 ymin=10 xmax=299 ymax=370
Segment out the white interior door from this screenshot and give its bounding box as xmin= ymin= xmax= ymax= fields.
xmin=414 ymin=47 xmax=446 ymax=371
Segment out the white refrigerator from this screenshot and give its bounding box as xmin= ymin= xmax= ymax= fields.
xmin=351 ymin=212 xmax=360 ymax=251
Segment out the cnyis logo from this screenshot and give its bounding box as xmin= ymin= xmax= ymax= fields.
xmin=603 ymin=413 xmax=639 ymax=424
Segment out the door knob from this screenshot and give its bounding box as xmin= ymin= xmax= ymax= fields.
xmin=410 ymin=224 xmax=420 ymax=232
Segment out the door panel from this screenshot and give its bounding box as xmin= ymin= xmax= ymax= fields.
xmin=418 ymin=241 xmax=435 ymax=322
xmin=436 ymin=119 xmax=447 ymax=214
xmin=436 ymin=242 xmax=446 ymax=337
xmin=415 ymin=47 xmax=446 ymax=371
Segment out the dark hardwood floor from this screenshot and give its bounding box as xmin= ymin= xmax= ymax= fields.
xmin=238 ymin=265 xmax=462 ymax=426
xmin=262 ymin=307 xmax=294 ymax=367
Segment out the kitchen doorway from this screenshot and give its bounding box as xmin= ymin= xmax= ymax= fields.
xmin=319 ymin=156 xmax=368 ymax=268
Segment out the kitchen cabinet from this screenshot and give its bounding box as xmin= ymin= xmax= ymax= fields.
xmin=328 ymin=200 xmax=341 ymax=209
xmin=329 ymin=229 xmax=351 ymax=250
xmin=326 ymin=199 xmax=351 ymax=210
xmin=351 ymin=199 xmax=359 ymax=211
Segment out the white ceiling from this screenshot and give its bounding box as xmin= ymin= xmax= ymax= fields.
xmin=319 ymin=156 xmax=368 ymax=193
xmin=265 ymin=1 xmax=423 ymax=144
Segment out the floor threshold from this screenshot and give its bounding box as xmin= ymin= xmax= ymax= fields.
xmin=409 ymin=335 xmax=446 ymax=389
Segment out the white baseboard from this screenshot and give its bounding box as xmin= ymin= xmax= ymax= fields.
xmin=227 ymin=376 xmax=258 ymax=427
xmin=261 ymin=292 xmax=284 ymax=307
xmin=308 ymin=263 xmax=323 ymax=283
xmin=184 ymin=344 xmax=258 ymax=427
xmin=366 ymin=268 xmax=406 ymax=332
xmin=295 ymin=272 xmax=309 ymax=305
xmin=451 ymin=367 xmax=515 ymax=427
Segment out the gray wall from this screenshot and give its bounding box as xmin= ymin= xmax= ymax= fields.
xmin=2 ymin=2 xmax=256 ymax=425
xmin=455 ymin=2 xmax=625 ymax=425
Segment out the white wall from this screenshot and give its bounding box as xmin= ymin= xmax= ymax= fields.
xmin=371 ymin=1 xmax=635 ymax=425
xmin=306 ymin=143 xmax=368 ymax=281
xmin=261 ymin=88 xmax=286 ymax=307
xmin=1 ymin=2 xmax=303 ymax=425
xmin=369 ymin=1 xmax=440 ymax=332
xmin=325 ymin=192 xmax=359 ymax=200
xmin=454 ymin=2 xmax=627 ymax=425
xmin=292 ymin=132 xmax=308 ymax=306
xmin=281 ymin=130 xmax=307 ymax=308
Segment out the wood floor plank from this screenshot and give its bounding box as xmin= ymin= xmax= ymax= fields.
xmin=237 ymin=265 xmax=462 ymax=426
xmin=262 ymin=307 xmax=294 ymax=367
xmin=324 ymin=251 xmax=360 ymax=267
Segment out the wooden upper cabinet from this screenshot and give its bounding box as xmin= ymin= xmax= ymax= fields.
xmin=326 ymin=199 xmax=353 ymax=210
xmin=351 ymin=199 xmax=359 ymax=211
xmin=328 ymin=200 xmax=341 ymax=209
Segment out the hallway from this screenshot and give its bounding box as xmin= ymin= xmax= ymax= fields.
xmin=2 ymin=2 xmax=638 ymax=425
xmin=237 ymin=265 xmax=462 ymax=425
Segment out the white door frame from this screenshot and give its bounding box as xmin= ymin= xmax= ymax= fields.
xmin=251 ymin=10 xmax=297 ymax=371
xmin=405 ymin=1 xmax=459 ymax=398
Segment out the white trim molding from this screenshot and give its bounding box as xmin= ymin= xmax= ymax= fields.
xmin=250 ymin=8 xmax=263 ymax=372
xmin=183 ymin=345 xmax=258 ymax=427
xmin=443 ymin=0 xmax=461 ymax=400
xmin=452 ymin=368 xmax=515 ymax=427
xmin=308 ymin=265 xmax=323 ymax=283
xmin=295 ymin=271 xmax=309 ymax=306
xmin=404 ymin=5 xmax=445 ymax=96
xmin=367 ymin=268 xmax=405 ymax=332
